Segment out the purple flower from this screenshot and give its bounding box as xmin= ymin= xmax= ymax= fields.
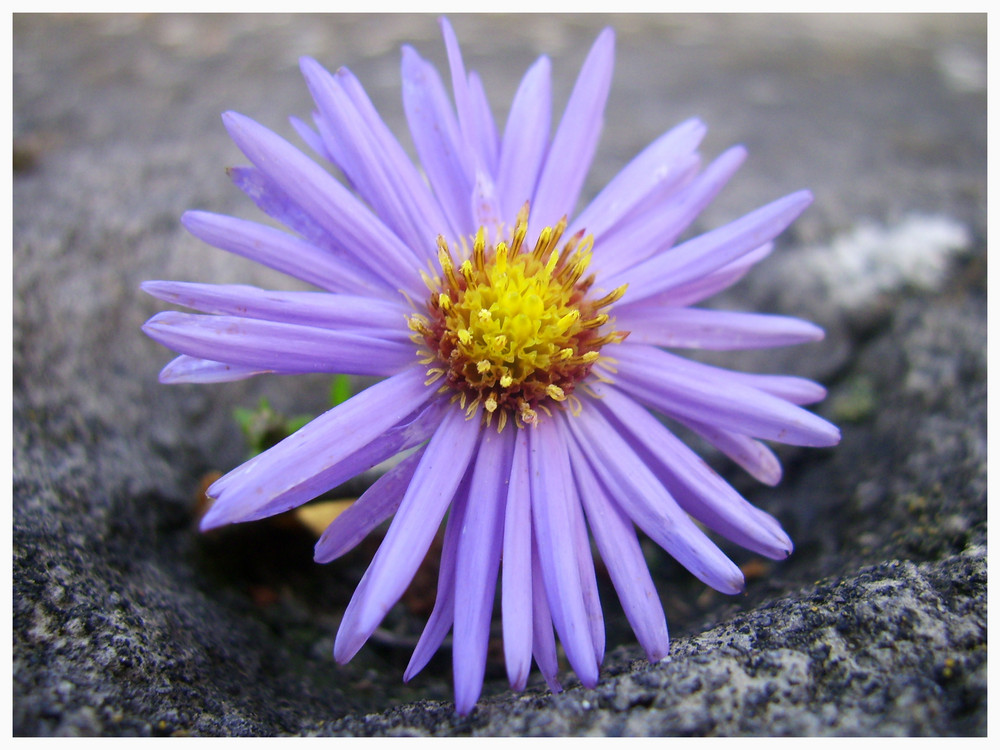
xmin=142 ymin=18 xmax=840 ymax=715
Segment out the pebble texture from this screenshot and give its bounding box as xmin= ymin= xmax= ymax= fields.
xmin=13 ymin=14 xmax=986 ymax=736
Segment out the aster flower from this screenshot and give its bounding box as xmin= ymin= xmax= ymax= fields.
xmin=142 ymin=18 xmax=840 ymax=715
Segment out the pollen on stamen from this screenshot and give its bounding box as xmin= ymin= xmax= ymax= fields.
xmin=410 ymin=206 xmax=629 ymax=430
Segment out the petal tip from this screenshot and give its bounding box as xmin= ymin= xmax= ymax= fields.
xmin=198 ymin=504 xmax=228 ymax=532
xmin=298 ymin=55 xmax=320 ymax=73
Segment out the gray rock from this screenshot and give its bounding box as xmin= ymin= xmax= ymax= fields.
xmin=13 ymin=13 xmax=985 ymax=736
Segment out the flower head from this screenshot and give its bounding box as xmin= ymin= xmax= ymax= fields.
xmin=142 ymin=18 xmax=840 ymax=715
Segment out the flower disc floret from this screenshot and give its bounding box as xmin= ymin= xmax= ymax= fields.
xmin=409 ymin=206 xmax=627 ymax=429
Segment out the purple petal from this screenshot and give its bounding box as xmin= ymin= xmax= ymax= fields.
xmin=222 ymin=111 xmax=424 ymax=296
xmin=532 ymin=27 xmax=615 ymax=228
xmin=573 ymin=477 xmax=605 ymax=668
xmin=309 ymin=112 xmax=353 ymax=184
xmin=528 ymin=419 xmax=599 ymax=688
xmin=300 ymin=59 xmax=450 ymax=262
xmin=202 ymin=368 xmax=442 ymax=529
xmin=637 ymin=242 xmax=773 ymax=309
xmin=225 ymin=167 xmax=373 ymax=269
xmin=593 ymin=146 xmax=747 ymax=279
xmin=438 ymin=18 xmax=480 ymax=179
xmin=313 ymin=447 xmax=426 ymax=563
xmin=530 ymin=531 xmax=562 ymax=694
xmin=568 ymin=118 xmax=707 ymax=242
xmin=141 ymin=281 xmax=410 ymax=335
xmin=142 ymin=311 xmax=414 ymax=376
xmin=181 ymin=210 xmax=390 ymax=298
xmin=403 ymin=471 xmax=471 ymax=682
xmin=567 ymin=438 xmax=670 ymax=661
xmin=501 ymin=430 xmax=533 ymax=691
xmin=612 ymin=343 xmax=840 ymax=447
xmin=565 ymin=405 xmax=746 ymax=594
xmin=603 ymin=189 xmax=813 ymax=306
xmin=496 ymin=55 xmax=551 ymax=222
xmin=468 ymin=70 xmax=499 ymax=176
xmin=401 ymin=45 xmax=473 ymax=240
xmin=613 ymin=306 xmax=825 ymax=350
xmin=333 ymin=406 xmax=483 ymax=663
xmin=658 ymin=346 xmax=827 ymax=406
xmin=728 ymin=371 xmax=828 ymax=405
xmin=676 ymin=416 xmax=784 ymax=487
xmin=453 ymin=427 xmax=514 ymax=715
xmin=158 ymin=354 xmax=274 ymax=384
xmin=591 ymin=385 xmax=793 ymax=559
xmin=289 ymin=114 xmax=333 ymax=162
xmin=471 ymin=167 xmax=503 ymax=235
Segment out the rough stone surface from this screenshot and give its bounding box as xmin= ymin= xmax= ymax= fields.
xmin=13 ymin=14 xmax=986 ymax=736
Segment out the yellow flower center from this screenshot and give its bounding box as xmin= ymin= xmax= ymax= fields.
xmin=408 ymin=205 xmax=628 ymax=430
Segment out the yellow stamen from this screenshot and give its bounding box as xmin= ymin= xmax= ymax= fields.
xmin=409 ymin=207 xmax=629 ymax=430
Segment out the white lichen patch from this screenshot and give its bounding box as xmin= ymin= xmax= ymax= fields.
xmin=801 ymin=214 xmax=971 ymax=311
xmin=935 ymin=45 xmax=987 ymax=94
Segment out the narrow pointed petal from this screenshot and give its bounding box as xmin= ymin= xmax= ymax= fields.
xmin=677 ymin=416 xmax=784 ymax=487
xmin=555 ymin=416 xmax=604 ymax=667
xmin=531 ymin=532 xmax=562 ymax=694
xmin=181 ymin=210 xmax=389 ymax=298
xmin=568 ymin=439 xmax=670 ymax=661
xmin=528 ymin=420 xmax=599 ymax=688
xmin=453 ymin=427 xmax=514 ymax=715
xmin=468 ymin=70 xmax=499 ymax=175
xmin=604 ymin=190 xmax=813 ymax=305
xmin=568 ymin=117 xmax=706 ymax=241
xmin=334 ymin=407 xmax=483 ymax=663
xmin=566 ymin=407 xmax=746 ymax=594
xmin=592 ymin=385 xmax=793 ymax=558
xmin=158 ymin=354 xmax=273 ymax=384
xmin=404 ymin=473 xmax=471 ymax=682
xmin=730 ymin=371 xmax=828 ymax=405
xmin=532 ymin=27 xmax=615 ymax=226
xmin=222 ymin=111 xmax=424 ymax=296
xmin=613 ymin=306 xmax=826 ymax=350
xmin=501 ymin=430 xmax=533 ymax=691
xmin=314 ymin=447 xmax=426 ymax=563
xmin=289 ymin=114 xmax=333 ymax=162
xmin=639 ymin=242 xmax=773 ymax=309
xmin=593 ymin=146 xmax=747 ymax=279
xmin=401 ymin=45 xmax=472 ymax=240
xmin=573 ymin=485 xmax=605 ymax=668
xmin=309 ymin=112 xmax=353 ymax=184
xmin=141 ymin=281 xmax=410 ymax=334
xmin=225 ymin=166 xmax=333 ymax=246
xmin=613 ymin=344 xmax=841 ymax=447
xmin=224 ymin=164 xmax=378 ymax=276
xmin=300 ymin=59 xmax=450 ymax=261
xmin=496 ymin=55 xmax=551 ymax=220
xmin=142 ymin=311 xmax=413 ymax=377
xmin=202 ymin=369 xmax=441 ymax=529
xmin=471 ymin=168 xmax=503 ymax=234
xmin=439 ymin=17 xmax=481 ymax=179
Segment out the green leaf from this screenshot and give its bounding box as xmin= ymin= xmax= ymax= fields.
xmin=330 ymin=374 xmax=352 ymax=406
